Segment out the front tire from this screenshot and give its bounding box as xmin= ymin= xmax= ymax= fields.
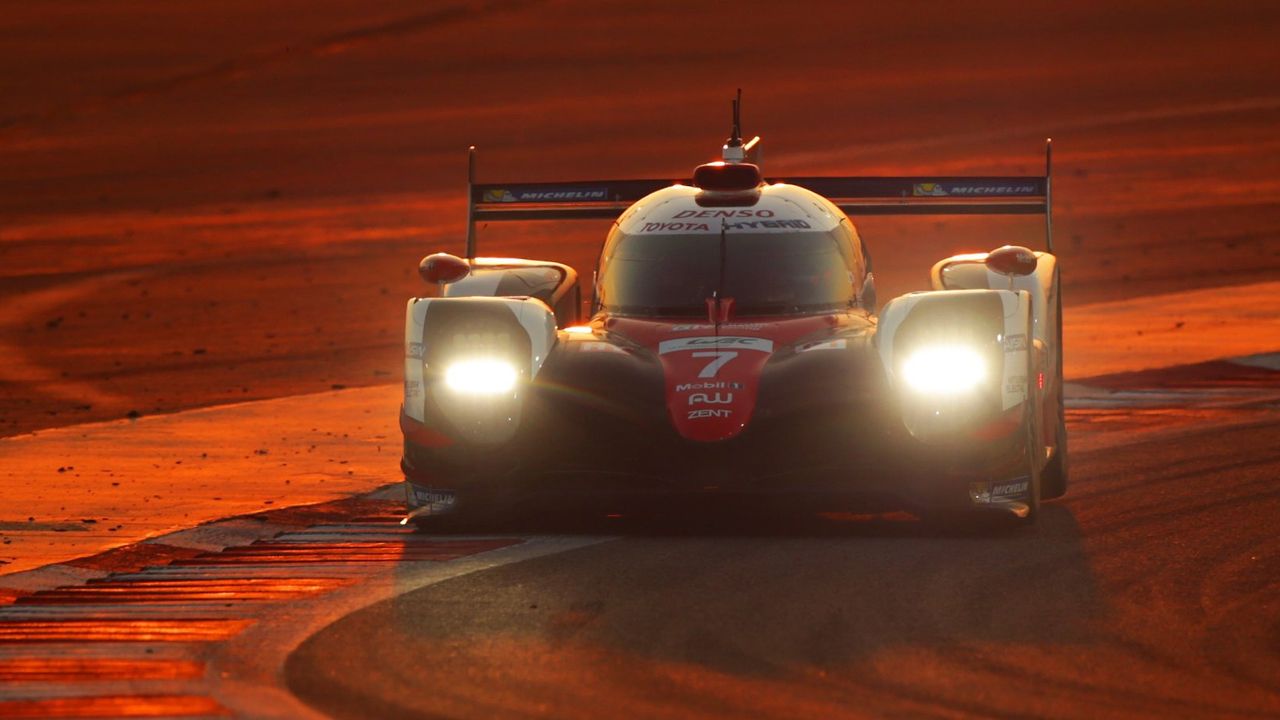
xmin=1019 ymin=409 xmax=1042 ymax=523
xmin=1041 ymin=272 xmax=1069 ymax=500
xmin=1041 ymin=412 xmax=1068 ymax=500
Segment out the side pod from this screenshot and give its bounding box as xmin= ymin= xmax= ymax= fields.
xmin=876 ymin=289 xmax=1034 ymax=442
xmin=403 ymin=296 xmax=556 ymax=445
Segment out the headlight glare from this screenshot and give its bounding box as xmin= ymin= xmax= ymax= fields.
xmin=901 ymin=345 xmax=986 ymax=395
xmin=443 ymin=359 xmax=518 ymax=395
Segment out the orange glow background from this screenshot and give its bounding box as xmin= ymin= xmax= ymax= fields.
xmin=2 ymin=0 xmax=1279 ymax=436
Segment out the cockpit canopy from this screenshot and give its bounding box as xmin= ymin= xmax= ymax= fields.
xmin=597 ymin=228 xmax=862 ymax=317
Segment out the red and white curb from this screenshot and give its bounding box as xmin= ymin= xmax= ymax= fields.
xmin=0 ymin=488 xmax=609 ymax=718
xmin=1065 ymin=351 xmax=1280 ymax=409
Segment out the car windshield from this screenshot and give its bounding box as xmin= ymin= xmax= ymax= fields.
xmin=598 ymin=230 xmax=855 ymax=317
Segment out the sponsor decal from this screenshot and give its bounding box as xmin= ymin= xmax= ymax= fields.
xmin=991 ymin=477 xmax=1029 ymax=498
xmin=641 ymin=221 xmax=711 ymax=233
xmin=913 ymin=182 xmax=948 ymax=197
xmin=1003 ymin=334 xmax=1028 ymax=353
xmin=730 ymin=219 xmax=810 ymax=230
xmin=658 ymin=336 xmax=774 ymax=354
xmin=672 ymin=209 xmax=775 ymax=219
xmin=410 ymin=485 xmax=457 ymax=509
xmin=946 ymin=183 xmax=1039 ymax=196
xmin=688 ymin=408 xmax=732 ymax=420
xmin=675 ymin=381 xmax=743 ymax=392
xmin=913 ymin=182 xmax=1040 ymax=197
xmin=404 ymin=380 xmax=421 ymax=398
xmin=688 ymin=392 xmax=733 ymax=405
xmin=482 ymin=186 xmax=610 ymax=203
xmin=639 ymin=219 xmax=812 ymax=233
xmin=407 ymin=342 xmax=425 ymax=359
xmin=1005 ymin=375 xmax=1028 ymax=394
xmin=797 ymin=338 xmax=847 ymax=353
xmin=669 ymin=322 xmax=765 ymax=331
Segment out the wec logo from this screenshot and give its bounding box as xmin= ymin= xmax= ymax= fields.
xmin=658 ymin=336 xmax=774 ymax=354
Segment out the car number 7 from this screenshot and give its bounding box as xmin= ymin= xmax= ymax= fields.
xmin=691 ymin=351 xmax=738 ymax=378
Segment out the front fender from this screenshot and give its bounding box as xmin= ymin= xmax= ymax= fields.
xmin=876 ymin=289 xmax=1033 ymax=442
xmin=403 ymin=296 xmax=556 ymax=445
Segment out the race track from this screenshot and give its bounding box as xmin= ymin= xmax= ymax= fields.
xmin=2 ymin=2 xmax=1279 ymax=718
xmin=285 ymin=404 xmax=1280 ymax=719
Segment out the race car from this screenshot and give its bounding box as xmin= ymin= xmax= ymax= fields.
xmin=400 ymin=104 xmax=1067 ymax=526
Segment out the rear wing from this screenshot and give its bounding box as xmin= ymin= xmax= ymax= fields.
xmin=464 ymin=139 xmax=1054 ymax=256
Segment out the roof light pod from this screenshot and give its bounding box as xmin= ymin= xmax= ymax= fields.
xmin=693 ymin=162 xmax=763 ymax=207
xmin=419 ymin=252 xmax=471 ymax=285
xmin=693 ymin=162 xmax=762 ymax=191
xmin=985 ymin=245 xmax=1038 ymax=277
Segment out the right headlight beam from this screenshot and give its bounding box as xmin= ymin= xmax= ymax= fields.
xmin=900 ymin=345 xmax=987 ymax=395
xmin=442 ymin=358 xmax=519 ymax=396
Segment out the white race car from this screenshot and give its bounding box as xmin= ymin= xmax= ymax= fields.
xmin=400 ymin=98 xmax=1066 ymax=526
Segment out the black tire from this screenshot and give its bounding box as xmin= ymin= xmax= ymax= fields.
xmin=1041 ymin=413 xmax=1068 ymax=500
xmin=1019 ymin=407 xmax=1043 ymax=523
xmin=1040 ymin=277 xmax=1069 ymax=500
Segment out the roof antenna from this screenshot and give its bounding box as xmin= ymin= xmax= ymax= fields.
xmin=722 ymin=89 xmax=745 ymax=163
xmin=465 ymin=145 xmax=477 ymax=260
xmin=722 ymin=89 xmax=761 ymax=166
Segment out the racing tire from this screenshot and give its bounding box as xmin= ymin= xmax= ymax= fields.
xmin=1014 ymin=304 xmax=1043 ymax=524
xmin=1040 ymin=414 xmax=1068 ymax=500
xmin=1040 ymin=281 xmax=1069 ymax=500
xmin=1018 ymin=409 xmax=1043 ymax=523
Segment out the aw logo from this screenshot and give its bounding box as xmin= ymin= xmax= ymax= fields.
xmin=482 ymin=189 xmax=518 ymax=203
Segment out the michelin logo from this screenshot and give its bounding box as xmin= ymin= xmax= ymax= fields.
xmin=483 ymin=187 xmax=609 ymax=203
xmin=947 ymin=184 xmax=1039 ymax=196
xmin=913 ymin=182 xmax=1040 ymax=197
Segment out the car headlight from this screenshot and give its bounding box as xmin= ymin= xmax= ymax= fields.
xmin=443 ymin=359 xmax=518 ymax=395
xmin=901 ymin=345 xmax=986 ymax=395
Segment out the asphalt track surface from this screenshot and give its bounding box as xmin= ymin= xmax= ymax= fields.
xmin=286 ymin=409 xmax=1280 ymax=719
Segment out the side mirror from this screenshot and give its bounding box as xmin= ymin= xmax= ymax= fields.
xmin=419 ymin=253 xmax=470 ymax=286
xmin=985 ymin=245 xmax=1038 ymax=277
xmin=858 ymin=272 xmax=877 ymax=311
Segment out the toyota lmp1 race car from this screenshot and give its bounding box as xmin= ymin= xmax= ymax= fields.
xmin=399 ymin=105 xmax=1067 ymax=527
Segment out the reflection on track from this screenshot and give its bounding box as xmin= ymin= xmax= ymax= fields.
xmin=0 ymin=504 xmax=518 ymax=719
